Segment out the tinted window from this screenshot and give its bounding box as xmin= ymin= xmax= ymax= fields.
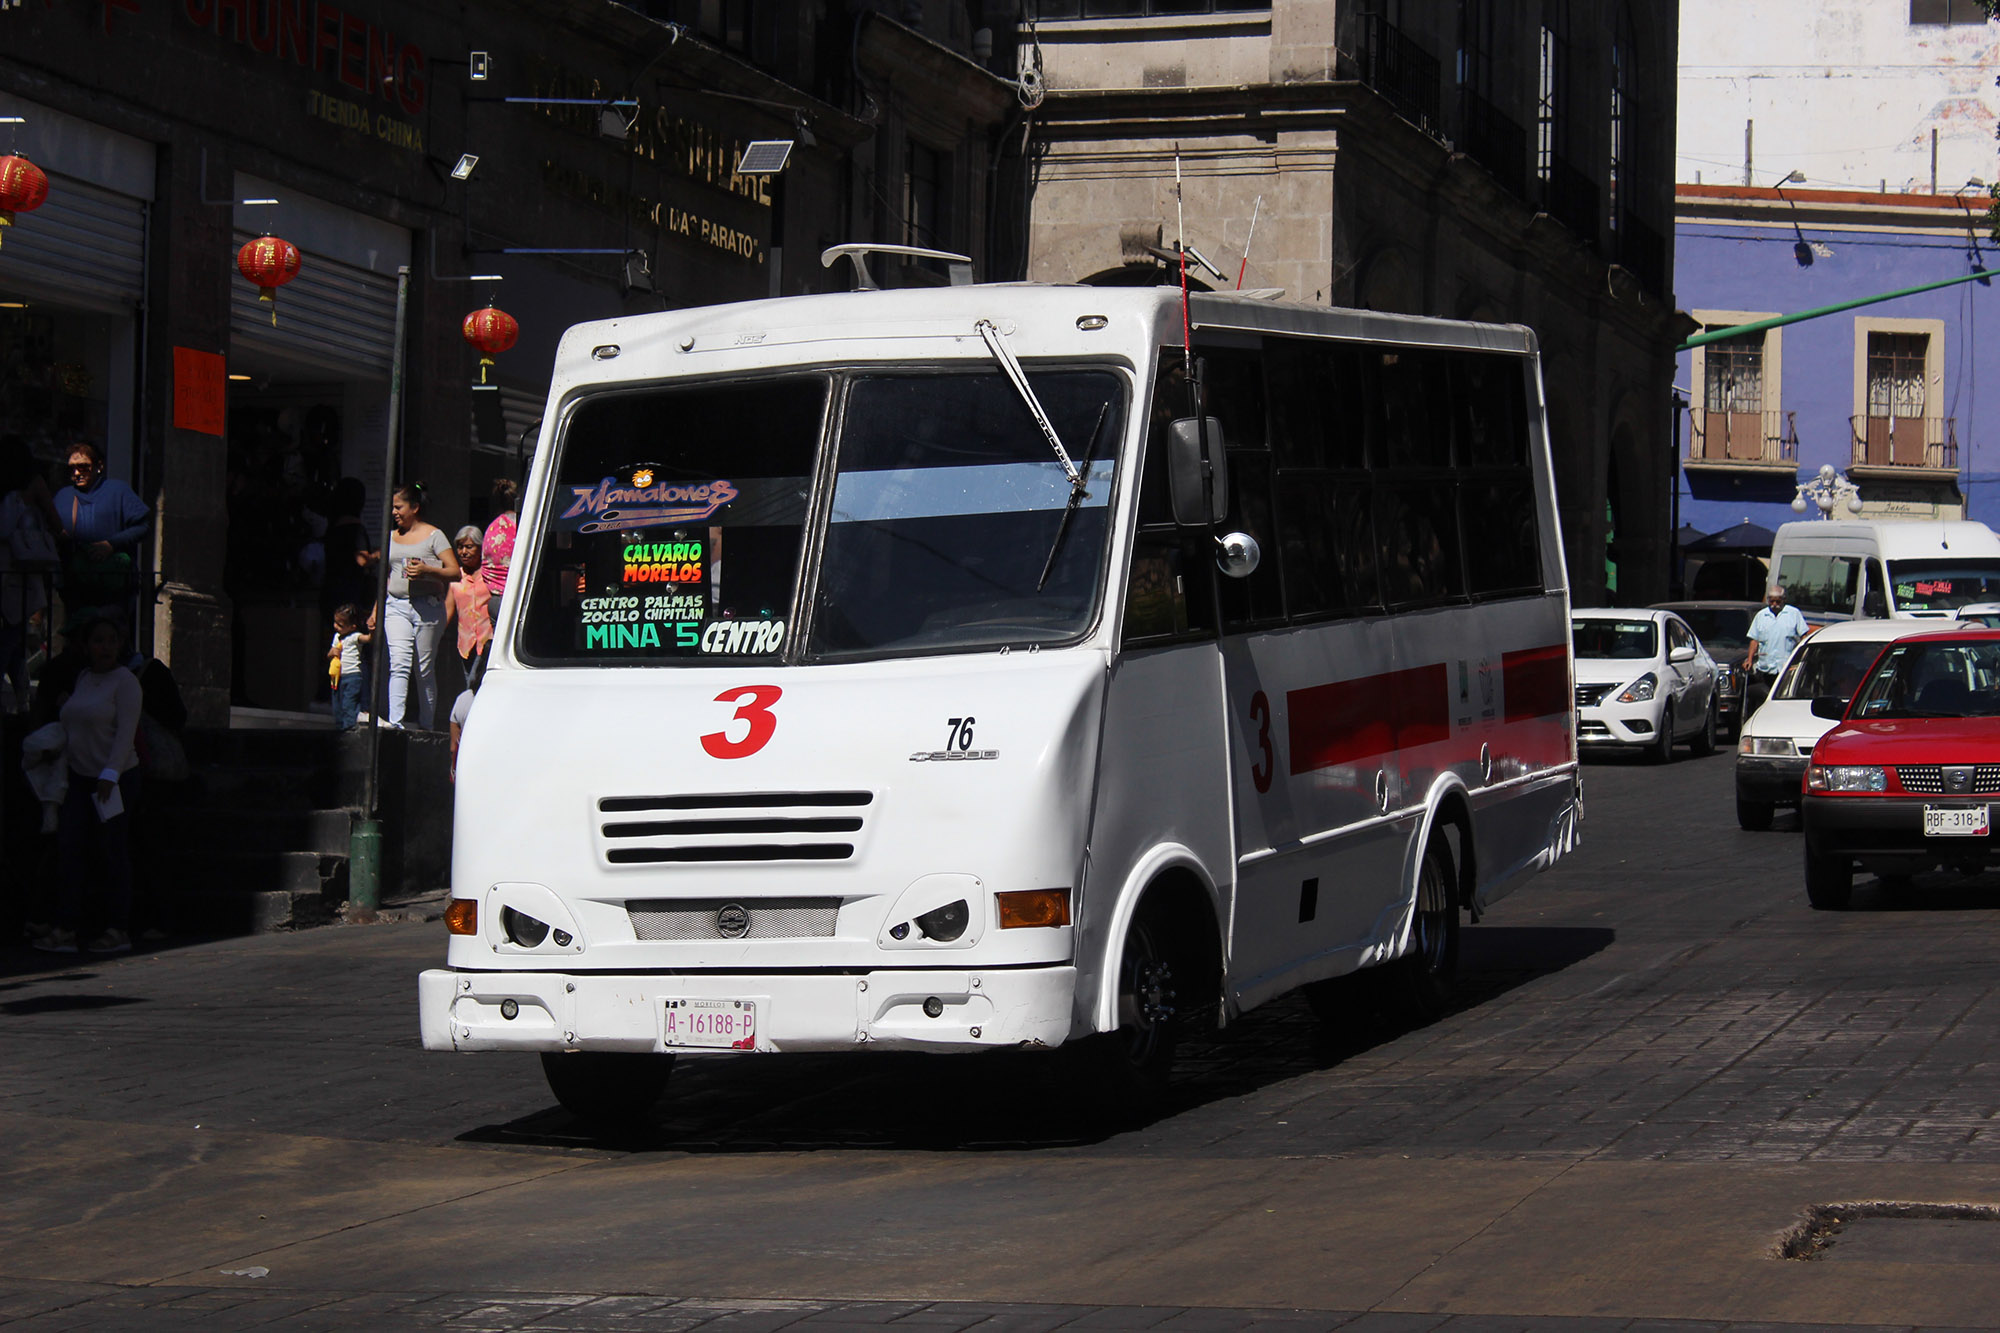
xmin=1278 ymin=477 xmax=1379 ymax=619
xmin=1672 ymin=605 xmax=1754 ymax=656
xmin=1573 ymin=618 xmax=1658 ymax=660
xmin=1852 ymin=639 xmax=2000 ymax=718
xmin=1461 ymin=476 xmax=1541 ymax=597
xmin=1267 ymin=339 xmax=1366 ymax=471
xmin=1375 ymin=348 xmax=1452 ymax=468
xmin=1376 ymin=483 xmax=1466 ymax=607
xmin=1887 ymin=559 xmax=2000 ymax=613
xmin=1776 ymin=640 xmax=1889 ymax=701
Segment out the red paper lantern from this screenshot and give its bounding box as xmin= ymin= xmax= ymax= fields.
xmin=236 ymin=235 xmax=302 ymax=326
xmin=0 ymin=155 xmax=50 ymax=249
xmin=461 ymin=304 xmax=519 ymax=384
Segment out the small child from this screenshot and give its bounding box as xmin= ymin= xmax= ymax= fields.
xmin=328 ymin=603 xmax=372 ymax=731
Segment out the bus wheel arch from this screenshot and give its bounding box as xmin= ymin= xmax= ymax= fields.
xmin=1094 ymin=853 xmax=1225 ymax=1039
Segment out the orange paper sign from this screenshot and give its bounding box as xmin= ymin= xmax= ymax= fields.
xmin=172 ymin=346 xmax=226 ymax=437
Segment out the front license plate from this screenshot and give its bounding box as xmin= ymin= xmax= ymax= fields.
xmin=663 ymin=999 xmax=757 ymax=1049
xmin=1924 ymin=805 xmax=1991 ymax=837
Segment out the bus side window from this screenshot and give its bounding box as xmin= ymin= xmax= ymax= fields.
xmin=1864 ymin=559 xmax=1889 ymax=617
xmin=1124 ymin=351 xmax=1221 ymax=646
xmin=1376 ymin=349 xmax=1451 ymax=468
xmin=1777 ymin=554 xmax=1828 ymax=611
xmin=1376 ymin=484 xmax=1467 ymax=607
xmin=1832 ymin=557 xmax=1860 ymax=615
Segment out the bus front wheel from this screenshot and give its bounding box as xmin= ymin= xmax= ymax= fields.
xmin=1390 ymin=837 xmax=1461 ymax=1022
xmin=1070 ymin=898 xmax=1185 ymax=1115
xmin=540 ymin=1051 xmax=675 ymax=1129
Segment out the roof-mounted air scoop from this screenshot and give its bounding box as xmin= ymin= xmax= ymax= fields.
xmin=821 ymin=243 xmax=975 ymax=291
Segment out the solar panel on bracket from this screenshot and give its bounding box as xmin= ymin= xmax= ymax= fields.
xmin=735 ymin=140 xmax=794 ymax=175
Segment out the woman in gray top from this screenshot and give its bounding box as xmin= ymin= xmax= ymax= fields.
xmin=376 ymin=483 xmax=459 ymax=728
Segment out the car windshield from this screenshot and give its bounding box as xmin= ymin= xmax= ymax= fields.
xmin=1774 ymin=640 xmax=1888 ymax=702
xmin=1850 ymin=639 xmax=2000 ymax=719
xmin=1572 ymin=619 xmax=1657 ymax=660
xmin=1888 ymin=559 xmax=2000 ymax=613
xmin=808 ymin=369 xmax=1124 ymax=660
xmin=1671 ymin=606 xmax=1753 ymax=658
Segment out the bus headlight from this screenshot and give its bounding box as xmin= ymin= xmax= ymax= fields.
xmin=1617 ymin=672 xmax=1658 ymax=703
xmin=1808 ymin=765 xmax=1886 ymax=792
xmin=914 ymin=899 xmax=969 ymax=942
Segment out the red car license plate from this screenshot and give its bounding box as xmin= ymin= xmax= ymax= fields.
xmin=1923 ymin=805 xmax=1991 ymax=837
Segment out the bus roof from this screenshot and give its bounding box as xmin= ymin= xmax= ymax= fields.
xmin=548 ymin=284 xmax=1539 ymax=392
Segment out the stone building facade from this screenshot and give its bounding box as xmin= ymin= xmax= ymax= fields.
xmin=1 ymin=0 xmax=1022 ymax=724
xmin=1020 ymin=1 xmax=1684 ymax=603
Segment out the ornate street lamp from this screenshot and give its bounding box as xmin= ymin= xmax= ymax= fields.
xmin=1792 ymin=463 xmax=1864 ymax=519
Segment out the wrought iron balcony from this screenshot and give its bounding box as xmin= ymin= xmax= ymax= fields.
xmin=1459 ymin=90 xmax=1526 ymax=197
xmin=1359 ymin=13 xmax=1441 ymax=135
xmin=1685 ymin=408 xmax=1799 ymax=470
xmin=1849 ymin=415 xmax=1959 ymax=472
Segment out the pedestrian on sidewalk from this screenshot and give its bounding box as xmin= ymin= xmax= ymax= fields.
xmin=34 ymin=614 xmax=142 ymax=955
xmin=327 ymin=602 xmax=371 ymax=732
xmin=53 ymin=442 xmax=150 ymax=628
xmin=373 ymin=483 xmax=457 ymax=730
xmin=445 ymin=524 xmax=492 ymax=674
xmin=481 ymin=478 xmax=518 ymax=623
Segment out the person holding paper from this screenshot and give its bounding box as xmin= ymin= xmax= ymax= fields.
xmin=32 ymin=615 xmax=142 ymax=955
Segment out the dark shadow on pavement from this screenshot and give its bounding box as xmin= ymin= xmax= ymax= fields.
xmin=1850 ymin=872 xmax=2000 ymax=913
xmin=1 ymin=993 xmax=146 ymax=1015
xmin=455 ymin=924 xmax=1615 ymax=1156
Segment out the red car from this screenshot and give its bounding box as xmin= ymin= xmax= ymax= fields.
xmin=1801 ymin=627 xmax=2000 ymax=909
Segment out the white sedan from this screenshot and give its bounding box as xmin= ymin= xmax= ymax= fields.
xmin=1573 ymin=608 xmax=1720 ymax=762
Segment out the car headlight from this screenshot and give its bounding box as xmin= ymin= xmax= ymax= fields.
xmin=1617 ymin=672 xmax=1658 ymax=703
xmin=1808 ymin=765 xmax=1886 ymax=792
xmin=1740 ymin=736 xmax=1797 ymax=757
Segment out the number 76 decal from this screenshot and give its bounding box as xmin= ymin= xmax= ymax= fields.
xmin=702 ymin=685 xmax=782 ymax=759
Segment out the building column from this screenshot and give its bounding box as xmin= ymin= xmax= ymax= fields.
xmin=148 ymin=134 xmax=234 ymax=729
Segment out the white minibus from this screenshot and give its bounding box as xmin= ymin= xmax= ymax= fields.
xmin=420 ymin=267 xmax=1582 ymax=1122
xmin=1769 ymin=519 xmax=2000 ymax=622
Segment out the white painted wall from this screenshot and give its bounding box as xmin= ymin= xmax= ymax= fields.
xmin=1678 ymin=1 xmax=2000 ymax=193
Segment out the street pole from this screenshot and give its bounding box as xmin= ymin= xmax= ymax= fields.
xmin=349 ymin=263 xmax=410 ymax=918
xmin=1679 ymin=267 xmax=1992 ymax=351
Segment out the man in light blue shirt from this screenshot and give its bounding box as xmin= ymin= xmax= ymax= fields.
xmin=1744 ymin=585 xmax=1810 ymax=712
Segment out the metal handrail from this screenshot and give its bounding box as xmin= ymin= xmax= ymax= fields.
xmin=1686 ymin=407 xmax=1799 ymax=464
xmin=1848 ymin=413 xmax=1959 ymax=470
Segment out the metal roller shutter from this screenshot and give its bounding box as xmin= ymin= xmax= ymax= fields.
xmin=231 ymin=229 xmax=397 ymax=377
xmin=0 ymin=172 xmax=147 ymax=313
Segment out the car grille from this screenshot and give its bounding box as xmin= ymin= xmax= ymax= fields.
xmin=1578 ymin=720 xmax=1612 ymax=737
xmin=1894 ymin=765 xmax=2000 ymax=795
xmin=627 ymin=897 xmax=842 ymax=941
xmin=597 ymin=791 xmax=873 ymax=865
xmin=1576 ymin=684 xmax=1615 ymax=708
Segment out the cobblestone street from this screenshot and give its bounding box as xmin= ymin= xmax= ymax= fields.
xmin=8 ymin=749 xmax=2000 ymax=1328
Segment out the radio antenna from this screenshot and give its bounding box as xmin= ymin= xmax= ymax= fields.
xmin=1236 ymin=195 xmax=1263 ymax=290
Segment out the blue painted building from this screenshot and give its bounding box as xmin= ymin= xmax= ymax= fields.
xmin=1675 ymin=183 xmax=1996 ymax=554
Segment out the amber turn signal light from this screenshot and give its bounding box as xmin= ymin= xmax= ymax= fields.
xmin=444 ymin=899 xmax=478 ymax=935
xmin=996 ymin=888 xmax=1071 ymax=929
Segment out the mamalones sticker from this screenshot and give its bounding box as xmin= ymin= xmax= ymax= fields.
xmin=560 ymin=464 xmax=739 ymax=534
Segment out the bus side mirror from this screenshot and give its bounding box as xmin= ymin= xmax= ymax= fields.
xmin=1167 ymin=416 xmax=1228 ymax=526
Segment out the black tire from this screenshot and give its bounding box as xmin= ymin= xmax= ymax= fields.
xmin=1387 ymin=836 xmax=1461 ymax=1023
xmin=1805 ymin=844 xmax=1854 ymax=910
xmin=1068 ymin=897 xmax=1189 ymax=1118
xmin=1649 ymin=703 xmax=1675 ymax=764
xmin=1736 ymin=795 xmax=1775 ymax=831
xmin=1691 ymin=696 xmax=1718 ymax=757
xmin=540 ymin=1051 xmax=675 ymax=1129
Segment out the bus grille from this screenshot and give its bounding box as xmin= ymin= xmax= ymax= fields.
xmin=597 ymin=791 xmax=872 ymax=865
xmin=627 ymin=897 xmax=842 ymax=941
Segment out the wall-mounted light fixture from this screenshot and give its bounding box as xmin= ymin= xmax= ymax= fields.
xmin=1774 ymin=170 xmax=1814 ymax=267
xmin=469 ymin=51 xmax=490 ymax=81
xmin=451 ymin=153 xmax=479 ymax=181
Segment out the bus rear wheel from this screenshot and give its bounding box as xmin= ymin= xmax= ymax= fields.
xmin=1389 ymin=837 xmax=1461 ymax=1023
xmin=540 ymin=1051 xmax=675 ymax=1129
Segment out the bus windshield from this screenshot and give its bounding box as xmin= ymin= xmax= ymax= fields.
xmin=809 ymin=369 xmax=1123 ymax=660
xmin=1888 ymin=559 xmax=2000 ymax=613
xmin=517 ymin=368 xmax=1125 ymax=664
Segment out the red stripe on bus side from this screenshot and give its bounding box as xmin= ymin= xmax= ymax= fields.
xmin=1287 ymin=664 xmax=1449 ymax=776
xmin=1502 ymin=643 xmax=1570 ymax=722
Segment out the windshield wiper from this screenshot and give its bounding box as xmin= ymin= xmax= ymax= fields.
xmin=1037 ymin=404 xmax=1110 ymax=591
xmin=976 ymin=319 xmax=1084 ymax=494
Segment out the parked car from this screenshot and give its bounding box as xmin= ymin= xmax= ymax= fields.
xmin=1800 ymin=627 xmax=2000 ymax=908
xmin=1734 ymin=619 xmax=1920 ymax=830
xmin=1654 ymin=599 xmax=1759 ymax=740
xmin=1573 ymin=608 xmax=1719 ymax=763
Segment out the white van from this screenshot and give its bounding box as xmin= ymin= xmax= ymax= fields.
xmin=1767 ymin=520 xmax=2000 ymax=622
xmin=420 ymin=267 xmax=1581 ymax=1124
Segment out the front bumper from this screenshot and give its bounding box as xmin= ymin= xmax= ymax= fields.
xmin=1736 ymin=755 xmax=1807 ymax=806
xmin=1577 ymin=700 xmax=1662 ymax=747
xmin=1802 ymin=795 xmax=2000 ymax=870
xmin=419 ymin=966 xmax=1078 ymax=1055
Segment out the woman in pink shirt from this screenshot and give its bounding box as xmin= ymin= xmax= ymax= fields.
xmin=481 ymin=478 xmax=518 ymax=623
xmin=445 ymin=524 xmax=492 ymax=672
